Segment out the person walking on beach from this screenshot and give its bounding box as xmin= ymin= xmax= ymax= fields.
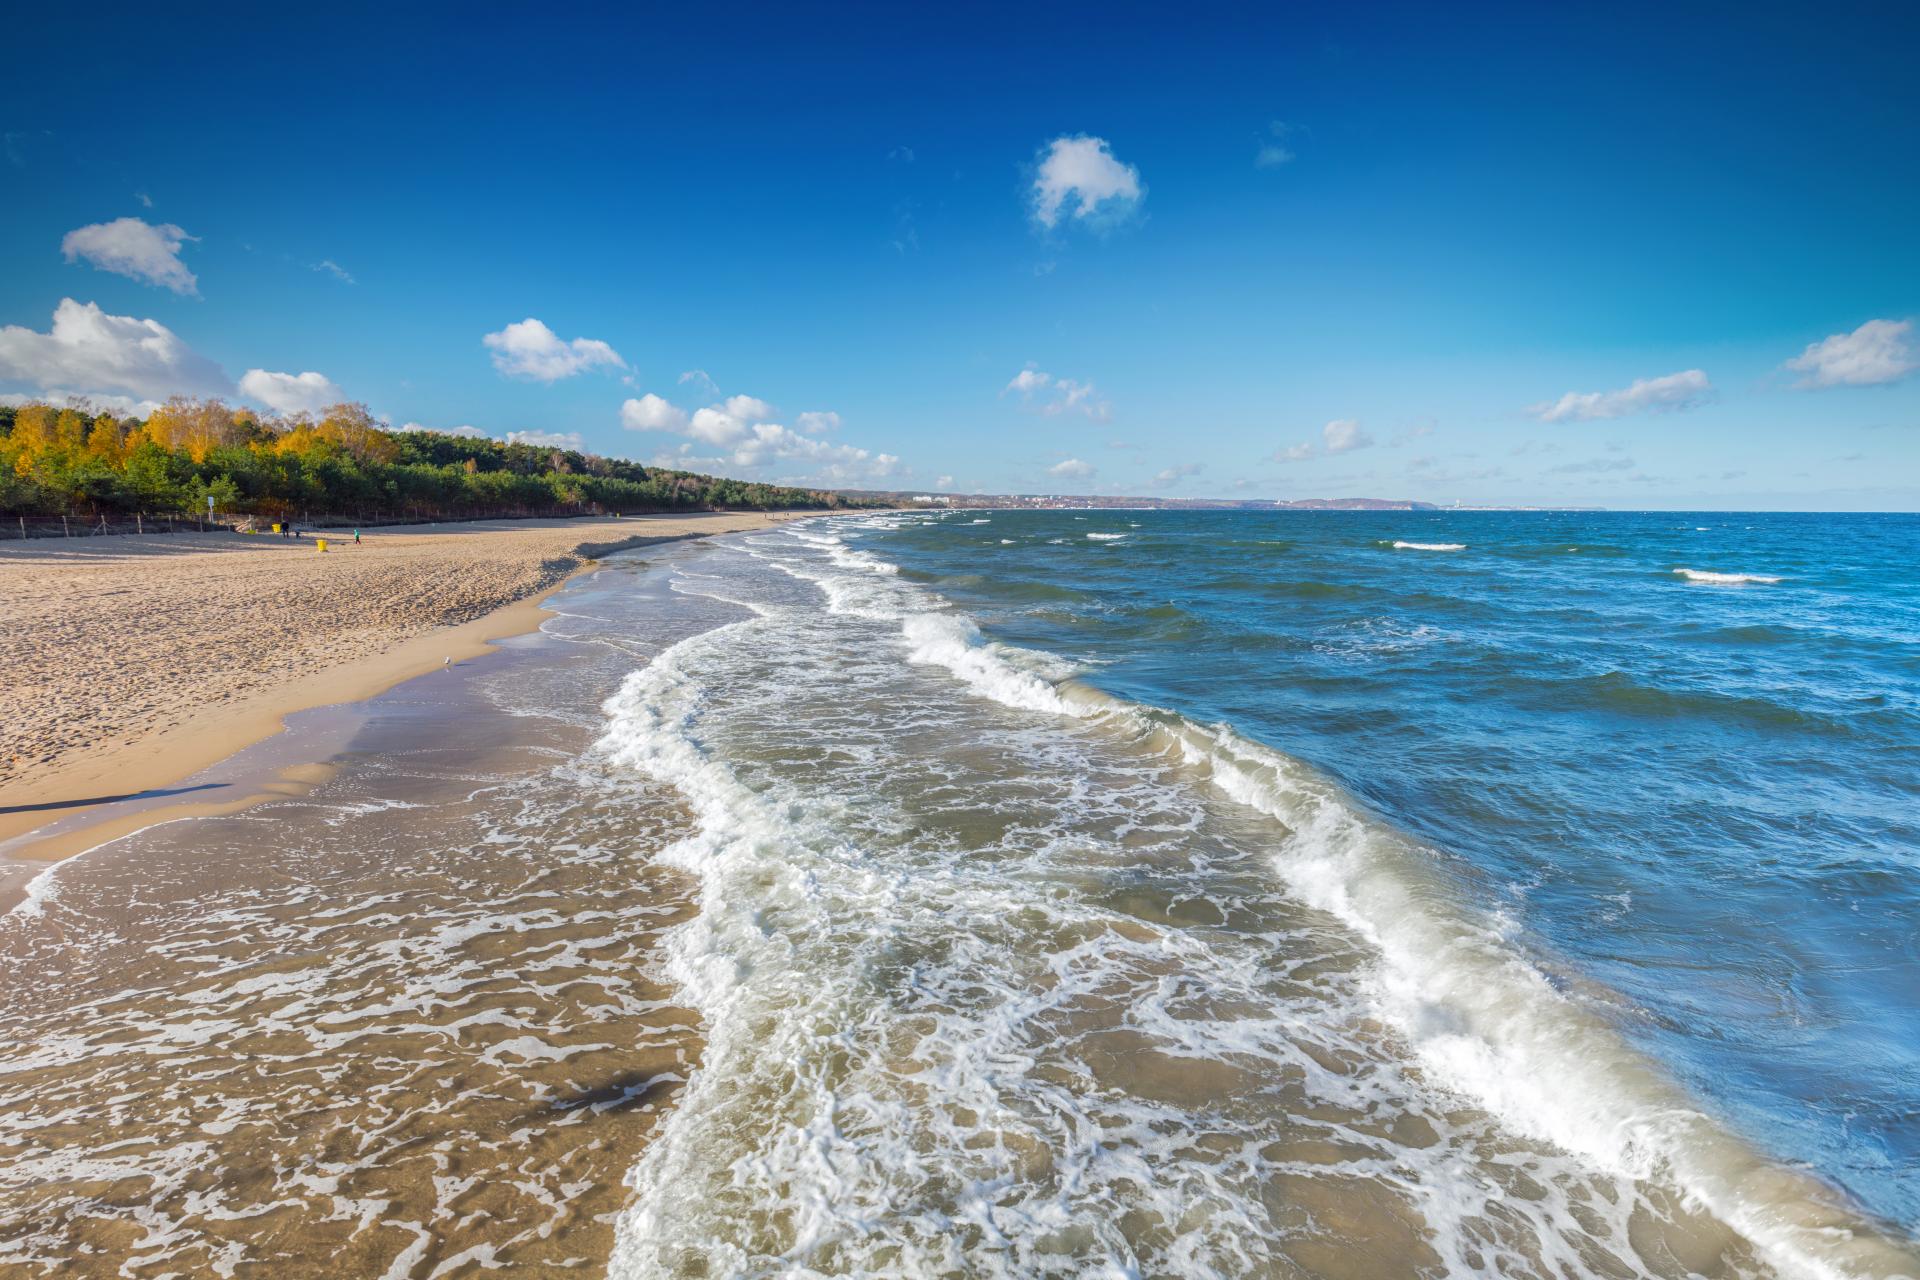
xmin=353 ymin=528 xmax=361 ymax=544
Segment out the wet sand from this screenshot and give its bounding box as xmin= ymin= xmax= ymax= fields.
xmin=0 ymin=542 xmax=740 ymax=1278
xmin=0 ymin=512 xmax=805 ymax=860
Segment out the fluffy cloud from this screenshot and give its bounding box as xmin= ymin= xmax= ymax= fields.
xmin=482 ymin=318 xmax=625 ymax=381
xmin=935 ymin=475 xmax=955 ymax=490
xmin=1152 ymin=462 xmax=1203 ymax=486
xmin=1322 ymin=419 xmax=1373 ymax=454
xmin=1048 ymin=457 xmax=1095 ymax=478
xmin=1031 ymin=136 xmax=1143 ymax=229
xmin=722 ymin=394 xmax=775 ymax=422
xmin=1274 ymin=441 xmax=1315 ymax=462
xmin=0 ymin=389 xmax=163 ymax=417
xmin=504 ymin=429 xmax=588 ymax=450
xmin=0 ymin=298 xmax=230 ymax=401
xmin=621 ymin=393 xmax=689 ymax=433
xmin=619 ymin=390 xmax=903 ymax=484
xmin=239 ymin=369 xmax=343 ymax=416
xmin=679 ymin=394 xmax=778 ymax=449
xmin=61 ymin=217 xmax=199 ymax=294
xmin=729 ymin=423 xmax=901 ymax=479
xmin=1004 ymin=365 xmax=1111 ymax=421
xmin=687 ymin=405 xmax=750 ymax=449
xmin=1530 ymin=369 xmax=1712 ymax=422
xmin=1784 ymin=318 xmax=1915 ymax=388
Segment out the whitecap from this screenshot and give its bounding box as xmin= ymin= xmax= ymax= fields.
xmin=1674 ymin=568 xmax=1781 ymax=585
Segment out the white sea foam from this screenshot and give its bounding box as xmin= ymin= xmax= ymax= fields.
xmin=1072 ymin=703 xmax=1908 ymax=1280
xmin=1085 ymin=531 xmax=1127 ymax=540
xmin=598 ymin=518 xmax=1913 ymax=1280
xmin=901 ymin=613 xmax=1082 ymax=717
xmin=1675 ymin=568 xmax=1782 ymax=585
xmin=1389 ymin=540 xmax=1466 ymax=551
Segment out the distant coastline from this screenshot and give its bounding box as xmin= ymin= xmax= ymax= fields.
xmin=852 ymin=490 xmax=1606 ymax=512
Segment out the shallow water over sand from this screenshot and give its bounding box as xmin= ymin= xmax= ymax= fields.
xmin=0 ymin=550 xmax=723 ymax=1277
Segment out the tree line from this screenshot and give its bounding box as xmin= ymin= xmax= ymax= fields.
xmin=0 ymin=398 xmax=877 ymax=520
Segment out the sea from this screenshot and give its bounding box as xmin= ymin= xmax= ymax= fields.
xmin=2 ymin=508 xmax=1915 ymax=1279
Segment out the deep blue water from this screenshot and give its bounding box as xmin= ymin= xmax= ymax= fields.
xmin=864 ymin=508 xmax=1920 ymax=1231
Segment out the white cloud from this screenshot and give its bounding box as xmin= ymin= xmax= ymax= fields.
xmin=1323 ymin=418 xmax=1373 ymax=453
xmin=0 ymin=298 xmax=230 ymax=401
xmin=620 ymin=393 xmax=689 ymax=433
xmin=1255 ymin=121 xmax=1296 ymax=169
xmin=135 ymin=192 xmax=153 ymax=208
xmin=935 ymin=475 xmax=955 ymax=490
xmin=61 ymin=217 xmax=199 ymax=295
xmin=0 ymin=389 xmax=163 ymax=417
xmin=1153 ymin=462 xmax=1203 ymax=486
xmin=1784 ymin=318 xmax=1916 ymax=388
xmin=677 ymin=394 xmax=779 ymax=450
xmin=482 ymin=318 xmax=625 ymax=381
xmin=1530 ymin=368 xmax=1712 ymax=422
xmin=504 ymin=429 xmax=588 ymax=450
xmin=311 ymin=259 xmax=355 ymax=284
xmin=1031 ymin=135 xmax=1143 ymax=229
xmin=678 ymin=368 xmax=719 ymax=395
xmin=1048 ymin=457 xmax=1095 ymax=478
xmin=1004 ymin=365 xmax=1111 ymax=421
xmin=1275 ymin=441 xmax=1316 ymax=461
xmin=239 ymin=369 xmax=343 ymax=416
xmin=729 ymin=423 xmax=901 ymax=479
xmin=723 ymin=394 xmax=775 ymax=422
xmin=687 ymin=405 xmax=751 ymax=449
xmin=621 ymin=388 xmax=904 ymax=485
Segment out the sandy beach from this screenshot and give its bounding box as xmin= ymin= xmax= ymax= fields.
xmin=0 ymin=512 xmax=802 ymax=851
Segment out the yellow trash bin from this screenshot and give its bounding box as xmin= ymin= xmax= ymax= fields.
xmin=316 ymin=538 xmax=328 ymax=553
xmin=271 ymin=523 xmax=282 ymax=533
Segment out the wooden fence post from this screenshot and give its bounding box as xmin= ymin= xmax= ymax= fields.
xmin=62 ymin=515 xmax=69 ymax=537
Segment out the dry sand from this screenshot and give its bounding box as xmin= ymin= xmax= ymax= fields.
xmin=0 ymin=512 xmax=803 ymax=848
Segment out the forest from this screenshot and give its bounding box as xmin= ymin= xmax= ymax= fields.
xmin=0 ymin=398 xmax=877 ymax=521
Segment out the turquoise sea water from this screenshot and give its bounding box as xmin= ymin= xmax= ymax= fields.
xmin=868 ymin=509 xmax=1920 ymax=1231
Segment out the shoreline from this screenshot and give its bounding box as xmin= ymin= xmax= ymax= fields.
xmin=0 ymin=511 xmax=853 ymax=896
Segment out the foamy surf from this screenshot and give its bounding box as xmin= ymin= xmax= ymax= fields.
xmin=1390 ymin=540 xmax=1467 ymax=551
xmin=597 ymin=515 xmax=1916 ymax=1280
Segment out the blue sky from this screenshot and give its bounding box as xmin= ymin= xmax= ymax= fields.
xmin=3 ymin=2 xmax=1917 ymax=509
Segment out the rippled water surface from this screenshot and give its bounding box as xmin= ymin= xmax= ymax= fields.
xmin=4 ymin=511 xmax=1915 ymax=1279
xmin=869 ymin=510 xmax=1920 ymax=1226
